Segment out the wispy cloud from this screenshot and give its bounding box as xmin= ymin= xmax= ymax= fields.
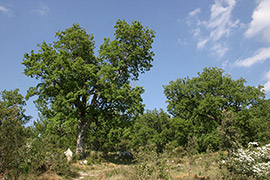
xmin=187 ymin=0 xmax=239 ymax=58
xmin=189 ymin=8 xmax=201 ymax=17
xmin=210 ymin=43 xmax=229 ymax=58
xmin=233 ymin=0 xmax=270 ymax=68
xmin=0 ymin=5 xmax=14 ymax=17
xmin=197 ymin=39 xmax=208 ymax=49
xmin=192 ymin=28 xmax=201 ymax=37
xmin=263 ymin=70 xmax=270 ymax=92
xmin=222 ymin=60 xmax=229 ymax=69
xmin=230 ymin=0 xmax=270 ymax=91
xmin=206 ymin=0 xmax=239 ymax=41
xmin=245 ymin=0 xmax=270 ymax=43
xmin=178 ymin=38 xmax=188 ymax=46
xmin=233 ymin=47 xmax=270 ymax=67
xmin=32 ymin=3 xmax=50 ymax=16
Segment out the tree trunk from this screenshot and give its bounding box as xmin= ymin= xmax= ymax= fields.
xmin=76 ymin=95 xmax=94 ymax=159
xmin=76 ymin=124 xmax=86 ymax=159
xmin=76 ymin=114 xmax=93 ymax=159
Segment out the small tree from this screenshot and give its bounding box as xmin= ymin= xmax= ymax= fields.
xmin=0 ymin=88 xmax=31 ymax=124
xmin=218 ymin=110 xmax=241 ymax=158
xmin=0 ymin=89 xmax=29 ymax=177
xmin=0 ymin=106 xmax=25 ymax=176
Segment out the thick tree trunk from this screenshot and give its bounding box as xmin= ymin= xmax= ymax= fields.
xmin=76 ymin=115 xmax=93 ymax=159
xmin=76 ymin=124 xmax=86 ymax=159
xmin=76 ymin=95 xmax=95 ymax=159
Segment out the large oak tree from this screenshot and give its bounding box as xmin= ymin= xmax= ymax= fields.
xmin=163 ymin=67 xmax=264 ymax=151
xmin=22 ymin=20 xmax=155 ymax=158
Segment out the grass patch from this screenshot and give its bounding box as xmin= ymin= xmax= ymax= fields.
xmin=68 ymin=149 xmax=223 ymax=180
xmin=8 ymin=150 xmax=225 ymax=179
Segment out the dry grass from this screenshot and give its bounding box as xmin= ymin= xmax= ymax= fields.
xmin=70 ymin=162 xmax=133 ymax=180
xmin=37 ymin=171 xmax=63 ymax=180
xmin=67 ymin=152 xmax=222 ymax=180
xmin=11 ymin=151 xmax=222 ymax=180
xmin=169 ymin=152 xmax=221 ymax=180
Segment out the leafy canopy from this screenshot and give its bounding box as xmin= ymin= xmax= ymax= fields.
xmin=128 ymin=109 xmax=172 ymax=152
xmin=163 ymin=67 xmax=264 ymax=151
xmin=0 ymin=88 xmax=31 ymax=125
xmin=22 ymin=20 xmax=155 ymax=156
xmin=0 ymin=89 xmax=29 ymax=176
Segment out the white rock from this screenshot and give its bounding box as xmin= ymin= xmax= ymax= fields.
xmin=79 ymin=160 xmax=88 ymax=165
xmin=64 ymin=148 xmax=73 ymax=162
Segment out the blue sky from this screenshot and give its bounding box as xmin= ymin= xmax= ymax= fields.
xmin=1 ymin=0 xmax=270 ymax=123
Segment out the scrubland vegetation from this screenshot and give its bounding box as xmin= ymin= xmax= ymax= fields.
xmin=1 ymin=20 xmax=270 ymax=179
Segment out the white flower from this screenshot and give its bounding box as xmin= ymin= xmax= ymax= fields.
xmin=228 ymin=143 xmax=270 ymax=178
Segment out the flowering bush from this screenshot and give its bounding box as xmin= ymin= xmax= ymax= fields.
xmin=225 ymin=142 xmax=270 ymax=179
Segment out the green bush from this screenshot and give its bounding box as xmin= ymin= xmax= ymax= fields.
xmin=0 ymin=106 xmax=27 ymax=178
xmin=129 ymin=109 xmax=172 ymax=153
xmin=18 ymin=136 xmax=71 ymax=177
xmin=86 ymin=151 xmax=104 ymax=165
xmin=133 ymin=144 xmax=171 ymax=180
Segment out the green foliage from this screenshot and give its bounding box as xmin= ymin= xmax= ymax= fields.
xmin=22 ymin=20 xmax=155 ymax=158
xmin=167 ymin=117 xmax=191 ymax=148
xmin=186 ymin=135 xmax=199 ymax=158
xmin=86 ymin=116 xmax=131 ymax=153
xmin=218 ymin=110 xmax=241 ymax=158
xmin=0 ymin=106 xmax=27 ymax=177
xmin=233 ymin=99 xmax=270 ymax=146
xmin=0 ymin=89 xmax=30 ymax=177
xmin=163 ymin=67 xmax=264 ymax=151
xmin=248 ymin=99 xmax=270 ymax=144
xmin=0 ymin=88 xmax=31 ymax=124
xmin=86 ymin=152 xmax=104 ymax=165
xmin=0 ymin=89 xmax=72 ymax=178
xmin=33 ymin=114 xmax=77 ymax=150
xmin=133 ymin=144 xmax=171 ymax=180
xmin=18 ymin=135 xmax=71 ymax=177
xmin=128 ymin=109 xmax=172 ymax=152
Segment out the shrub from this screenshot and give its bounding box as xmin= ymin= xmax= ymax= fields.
xmin=0 ymin=106 xmax=28 ymax=178
xmin=133 ymin=144 xmax=171 ymax=180
xmin=218 ymin=110 xmax=241 ymax=158
xmin=223 ymin=142 xmax=270 ymax=179
xmin=18 ymin=135 xmax=71 ymax=178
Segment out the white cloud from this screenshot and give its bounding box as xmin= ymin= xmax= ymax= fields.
xmin=222 ymin=60 xmax=229 ymax=69
xmin=0 ymin=6 xmax=8 ymax=13
xmin=211 ymin=43 xmax=229 ymax=58
xmin=197 ymin=39 xmax=208 ymax=49
xmin=0 ymin=5 xmax=14 ymax=17
xmin=207 ymin=0 xmax=239 ymax=41
xmin=192 ymin=28 xmax=201 ymax=37
xmin=187 ymin=0 xmax=239 ymax=58
xmin=234 ymin=47 xmax=270 ymax=67
xmin=233 ymin=0 xmax=270 ymax=89
xmin=263 ymin=70 xmax=270 ymax=91
xmin=245 ymin=0 xmax=270 ymax=43
xmin=263 ymin=81 xmax=270 ymax=91
xmin=33 ymin=3 xmax=50 ymax=16
xmin=189 ymin=8 xmax=201 ymax=17
xmin=178 ymin=38 xmax=188 ymax=46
